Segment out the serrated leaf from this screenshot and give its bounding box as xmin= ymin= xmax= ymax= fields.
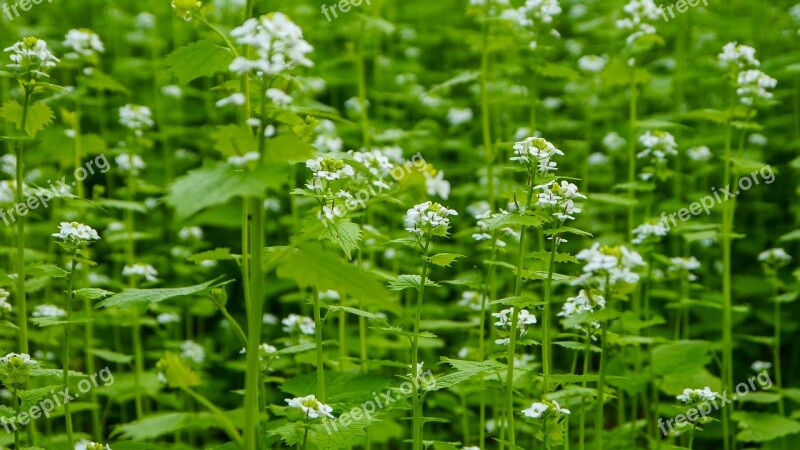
xmin=113 ymin=412 xmax=218 ymax=440
xmin=732 ymin=412 xmax=800 ymax=442
xmin=96 ymin=278 xmax=221 ymax=310
xmin=0 ymin=100 xmax=54 ymax=137
xmin=26 ymin=263 xmax=68 ymax=278
xmin=275 ymin=246 xmax=390 ymax=303
xmin=211 ymin=124 xmax=257 ymax=158
xmin=187 ymin=248 xmax=234 ymax=263
xmin=264 ymin=133 xmax=316 ymax=163
xmin=651 ymin=341 xmax=712 ymax=376
xmin=428 ymin=253 xmax=465 ymax=267
xmin=319 ymin=219 xmax=361 ymax=260
xmin=90 ymin=348 xmax=133 ymax=364
xmin=165 ymin=40 xmax=234 ymax=84
xmin=388 ymin=275 xmax=440 ymax=291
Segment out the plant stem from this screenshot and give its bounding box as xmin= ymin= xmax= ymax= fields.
xmin=627 ymin=64 xmax=638 ymax=241
xmin=63 ymin=257 xmax=76 ymax=447
xmin=595 ymin=280 xmax=612 ymax=450
xmin=579 ymin=334 xmax=591 ymax=450
xmin=721 ymin=121 xmax=733 ymax=450
xmin=15 ymin=87 xmax=31 ymax=356
xmin=542 ymin=237 xmax=558 ymax=393
xmin=183 ymin=386 xmax=243 ymax=444
xmin=479 ymin=13 xmax=494 ymax=208
xmin=313 ymin=289 xmax=326 ymax=400
xmin=411 ymin=240 xmax=431 ymax=450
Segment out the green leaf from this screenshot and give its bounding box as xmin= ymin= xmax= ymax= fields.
xmin=264 ymin=133 xmax=316 ymax=163
xmin=651 ymin=341 xmax=712 ymax=376
xmin=211 ymin=124 xmax=257 ymax=158
xmin=0 ymin=100 xmax=54 ymax=137
xmin=73 ymin=288 xmax=113 ymax=302
xmin=79 ymin=69 xmax=130 ymax=93
xmin=428 ymin=358 xmax=504 ymax=392
xmin=326 ymin=305 xmax=387 ymax=322
xmin=528 ymin=250 xmax=578 ymax=264
xmin=388 ymin=275 xmax=440 ymax=292
xmin=319 ymin=219 xmax=362 ymax=260
xmin=732 ymin=412 xmax=800 ymax=442
xmin=428 ymin=253 xmax=465 ymax=267
xmin=113 ymin=412 xmax=219 ymax=440
xmin=589 ymin=193 xmax=638 ymax=207
xmin=90 ymin=348 xmax=133 ymax=364
xmin=166 ymin=162 xmax=285 ymax=222
xmin=187 ymin=248 xmax=235 ymax=264
xmin=26 ymin=263 xmax=68 ymax=278
xmin=96 ymin=278 xmax=222 ymax=310
xmin=164 ymin=40 xmax=234 ymax=84
xmin=282 ymin=371 xmax=393 ymax=405
xmin=275 ymin=246 xmax=390 ymax=303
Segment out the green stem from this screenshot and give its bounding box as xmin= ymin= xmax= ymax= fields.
xmin=313 ymin=289 xmax=326 ymax=400
xmin=183 ymin=386 xmax=243 ymax=444
xmin=15 ymin=87 xmax=31 ymax=356
xmin=579 ymin=334 xmax=591 ymax=450
xmin=542 ymin=236 xmax=558 ymax=393
xmin=595 ymin=280 xmax=612 ymax=450
xmin=479 ymin=13 xmax=494 ymax=208
xmin=721 ymin=121 xmax=733 ymax=450
xmin=411 ymin=240 xmax=431 ymax=450
xmin=63 ymin=257 xmax=76 ymax=447
xmin=627 ymin=65 xmax=638 ymax=241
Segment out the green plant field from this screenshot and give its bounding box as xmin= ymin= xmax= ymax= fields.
xmin=1 ymin=0 xmax=800 ymax=449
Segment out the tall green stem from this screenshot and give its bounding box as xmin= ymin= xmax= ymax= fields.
xmin=479 ymin=14 xmax=494 ymax=208
xmin=542 ymin=237 xmax=558 ymax=393
xmin=15 ymin=87 xmax=31 ymax=356
xmin=411 ymin=240 xmax=431 ymax=450
xmin=313 ymin=289 xmax=326 ymax=400
xmin=721 ymin=122 xmax=733 ymax=450
xmin=63 ymin=257 xmax=77 ymax=447
xmin=595 ymin=281 xmax=612 ymax=450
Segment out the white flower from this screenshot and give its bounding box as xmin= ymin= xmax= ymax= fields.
xmin=32 ymin=304 xmax=67 ymax=318
xmin=4 ymin=37 xmax=59 ymax=79
xmin=122 ymin=263 xmax=159 ymax=283
xmin=0 ymin=289 xmax=11 ymax=312
xmin=161 ymin=85 xmax=183 ymax=98
xmin=74 ymin=439 xmax=112 ymax=450
xmin=511 ymin=136 xmax=564 ymax=173
xmin=263 ymin=313 xmax=278 ymax=324
xmin=0 ymin=353 xmax=36 ymax=366
xmin=0 ymin=153 xmax=15 ymax=177
xmin=229 ymin=13 xmax=314 ymax=77
xmin=632 ymin=220 xmax=669 ymax=244
xmin=227 ymin=151 xmax=261 ymax=167
xmin=758 ymin=248 xmax=792 ymax=267
xmin=115 ymin=153 xmax=146 ymax=175
xmin=748 ymin=133 xmax=768 ymax=146
xmin=668 ymin=257 xmax=701 ymax=281
xmin=574 ymin=243 xmax=645 ymax=290
xmin=285 ymin=394 xmax=334 ymax=419
xmin=119 ymin=104 xmax=154 ymax=131
xmin=216 ymin=93 xmax=246 ymax=108
xmin=751 ymin=361 xmax=772 ymax=372
xmin=578 ymin=55 xmax=607 ymax=73
xmin=319 ymin=290 xmax=340 ymax=301
xmin=156 ymin=313 xmax=181 ymax=324
xmin=53 ymin=222 xmax=101 ymax=243
xmin=687 ymin=146 xmax=712 ymax=162
xmin=522 ymin=402 xmax=549 ymax=419
xmin=559 ymin=290 xmax=605 ymax=338
xmin=492 ymin=307 xmax=537 ymax=345
xmin=180 ymin=340 xmax=205 ymax=364
xmin=458 ymin=291 xmax=484 ymax=311
xmin=447 ymin=107 xmax=473 ymax=127
xmin=404 ymin=201 xmax=458 ymax=236
xmin=588 ymin=152 xmax=610 ymax=165
xmin=63 ymin=29 xmax=105 ymax=59
xmin=282 ymin=313 xmax=315 ymax=335
xmin=615 ymin=0 xmax=662 ymax=46
xmin=638 ymin=131 xmax=677 ymax=161
xmin=266 ymin=88 xmax=293 ymax=106
xmin=424 ymin=170 xmax=451 ymax=199
xmin=135 ymin=12 xmax=156 ymax=29
xmin=178 ymin=226 xmax=203 ymax=241
xmin=677 ymin=387 xmax=718 ymax=404
xmin=719 ymin=42 xmax=760 ymax=69
xmin=602 ymin=131 xmax=626 ymax=151
xmin=736 ymin=69 xmax=777 ymax=106
xmin=534 ymin=180 xmax=585 ymax=223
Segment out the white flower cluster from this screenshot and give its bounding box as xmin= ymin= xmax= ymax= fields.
xmin=573 ymin=243 xmax=646 ymax=290
xmin=119 ymin=104 xmax=154 ymax=133
xmin=32 ymin=304 xmax=67 ymax=318
xmin=500 ymin=0 xmax=562 ymax=49
xmin=472 ymin=207 xmax=517 ymax=248
xmin=686 ymin=145 xmax=712 ymax=162
xmin=180 ymin=340 xmax=205 ymax=364
xmin=53 ymin=222 xmax=101 ymax=243
xmin=447 ymin=107 xmax=473 ymax=127
xmin=631 ymin=220 xmax=669 ymax=244
xmin=74 ymin=439 xmax=112 ymax=450
xmin=578 ymin=55 xmax=608 ymax=73
xmin=157 ymin=312 xmax=181 ymax=324
xmin=718 ymin=43 xmax=776 ymax=106
xmin=751 ymin=360 xmax=771 ymax=372
xmin=122 ymin=263 xmax=159 ymax=283
xmin=63 ymin=29 xmax=105 ymax=59
xmin=405 ymin=201 xmax=458 ymax=237
xmin=178 ymin=226 xmax=204 ymax=242
xmin=424 ymin=170 xmax=451 ymax=199
xmin=758 ymin=248 xmax=792 ymax=267
xmin=615 ymin=0 xmax=662 ymax=47
xmin=4 ymin=37 xmax=59 ymax=79
xmin=668 ymin=257 xmax=701 ymax=281
xmin=313 ymin=120 xmax=344 ymax=153
xmin=535 ymin=180 xmax=586 ymax=224
xmin=603 ymin=131 xmax=626 ymax=152
xmin=558 ymin=290 xmax=606 ymax=339
xmin=285 ymin=394 xmax=334 ymax=419
xmin=304 ymin=156 xmax=358 ymax=222
xmin=282 ymin=313 xmax=315 ymax=336
xmin=736 ymin=69 xmax=777 ymax=106
xmin=227 ymin=152 xmax=261 ymax=168
xmin=637 ymin=130 xmax=678 ymax=180
xmin=458 ymin=291 xmax=485 ymax=311
xmin=522 ymin=399 xmax=570 ymax=419
xmin=0 ymin=352 xmax=36 ymax=366
xmin=115 ymin=153 xmax=146 ymax=175
xmin=492 ymin=307 xmax=537 ymax=345
xmin=0 ymin=289 xmax=10 ymax=312
xmin=348 ymin=148 xmax=396 ymax=190
xmin=306 ymin=157 xmax=355 ymax=191
xmin=511 ymin=136 xmax=564 ymax=173
xmin=676 ymin=386 xmax=718 ymax=404
xmin=718 ymin=42 xmax=760 ymax=70
xmin=229 ymin=13 xmax=314 ymax=77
